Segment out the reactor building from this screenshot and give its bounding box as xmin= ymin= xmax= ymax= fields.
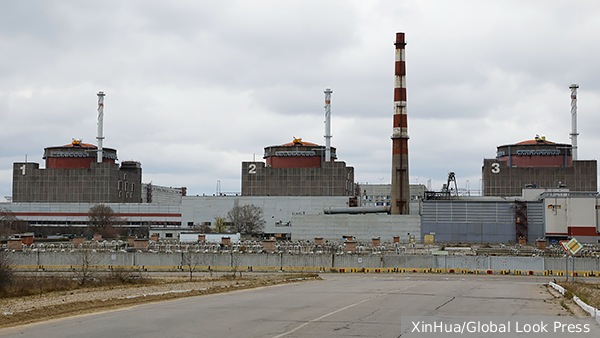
xmin=241 ymin=88 xmax=355 ymax=197
xmin=482 ymin=136 xmax=597 ymax=196
xmin=12 ymin=140 xmax=142 ymax=203
xmin=241 ymin=138 xmax=355 ymax=196
xmin=482 ymin=85 xmax=597 ymax=196
xmin=11 ymin=92 xmax=143 ymax=204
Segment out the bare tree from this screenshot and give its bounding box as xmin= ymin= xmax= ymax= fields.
xmin=0 ymin=250 xmax=13 ymax=292
xmin=226 ymin=203 xmax=265 ymax=236
xmin=194 ymin=222 xmax=212 ymax=234
xmin=230 ymin=252 xmax=243 ymax=278
xmin=227 ymin=201 xmax=244 ymax=233
xmin=181 ymin=252 xmax=205 ymax=281
xmin=0 ymin=208 xmax=18 ymax=238
xmin=72 ymin=248 xmax=99 ymax=285
xmin=87 ymin=204 xmax=125 ymax=239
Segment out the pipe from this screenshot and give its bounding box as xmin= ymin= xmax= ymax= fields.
xmin=96 ymin=91 xmax=105 ymax=163
xmin=569 ymin=84 xmax=579 ymax=161
xmin=324 ymin=88 xmax=333 ymax=162
xmin=324 ymin=206 xmax=390 ymax=214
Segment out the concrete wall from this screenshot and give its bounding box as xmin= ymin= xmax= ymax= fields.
xmin=12 ymin=162 xmax=142 ymax=203
xmin=7 ymin=252 xmax=600 ymax=272
xmin=241 ymin=161 xmax=354 ymax=196
xmin=290 ymin=214 xmax=421 ymax=242
xmin=482 ymin=158 xmax=597 ymax=197
xmin=545 ymin=257 xmax=600 ymax=272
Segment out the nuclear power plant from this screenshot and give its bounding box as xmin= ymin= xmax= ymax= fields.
xmin=3 ymin=33 xmax=599 ymax=244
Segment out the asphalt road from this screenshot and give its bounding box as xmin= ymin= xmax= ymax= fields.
xmin=1 ymin=274 xmax=598 ymax=337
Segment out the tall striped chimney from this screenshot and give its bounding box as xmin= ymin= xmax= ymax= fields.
xmin=390 ymin=32 xmax=410 ymax=215
xmin=96 ymin=91 xmax=105 ymax=163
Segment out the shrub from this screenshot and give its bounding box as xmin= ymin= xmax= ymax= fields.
xmin=0 ymin=251 xmax=13 ymax=292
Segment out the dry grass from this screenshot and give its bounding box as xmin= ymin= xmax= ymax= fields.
xmin=0 ymin=273 xmax=320 ymax=328
xmin=0 ymin=271 xmax=155 ymax=299
xmin=559 ymin=280 xmax=600 ymax=309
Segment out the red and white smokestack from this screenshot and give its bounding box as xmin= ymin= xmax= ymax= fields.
xmin=390 ymin=32 xmax=410 ymax=215
xmin=96 ymin=91 xmax=105 ymax=163
xmin=569 ymin=84 xmax=579 ymax=161
xmin=324 ymin=88 xmax=333 ymax=162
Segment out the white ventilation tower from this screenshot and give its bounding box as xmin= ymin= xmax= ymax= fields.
xmin=96 ymin=91 xmax=105 ymax=163
xmin=570 ymin=84 xmax=579 ymax=161
xmin=324 ymin=88 xmax=333 ymax=162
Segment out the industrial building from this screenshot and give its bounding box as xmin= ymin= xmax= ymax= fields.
xmin=12 ymin=140 xmax=142 ymax=203
xmin=482 ymin=85 xmax=597 ymax=197
xmin=241 ymin=89 xmax=355 ymax=197
xmin=142 ymin=183 xmax=187 ymax=204
xmin=11 ymin=92 xmax=143 ymax=204
xmin=4 ymin=34 xmax=599 ymax=244
xmin=482 ymin=136 xmax=597 ymax=196
xmin=3 ymin=202 xmax=180 ymax=237
xmin=241 ymin=139 xmax=355 ymax=197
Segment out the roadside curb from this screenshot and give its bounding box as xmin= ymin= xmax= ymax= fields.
xmin=548 ymin=282 xmax=599 ymax=318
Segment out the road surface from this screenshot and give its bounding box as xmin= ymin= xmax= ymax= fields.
xmin=1 ymin=274 xmax=598 ymax=337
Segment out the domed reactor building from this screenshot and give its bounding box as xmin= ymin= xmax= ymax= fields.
xmin=12 ymin=92 xmax=142 ymax=203
xmin=482 ymin=135 xmax=597 ymax=196
xmin=12 ymin=140 xmax=142 ymax=203
xmin=242 ymin=138 xmax=355 ymax=196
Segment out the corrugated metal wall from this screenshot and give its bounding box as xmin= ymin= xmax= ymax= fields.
xmin=421 ymin=200 xmax=544 ymax=243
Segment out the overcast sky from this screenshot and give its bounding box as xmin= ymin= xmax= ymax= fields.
xmin=1 ymin=0 xmax=599 ymax=201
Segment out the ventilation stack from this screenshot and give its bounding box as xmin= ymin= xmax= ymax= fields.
xmin=390 ymin=32 xmax=410 ymax=215
xmin=96 ymin=91 xmax=105 ymax=163
xmin=569 ymin=84 xmax=579 ymax=161
xmin=324 ymin=88 xmax=333 ymax=162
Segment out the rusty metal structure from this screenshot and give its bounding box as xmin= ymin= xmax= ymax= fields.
xmin=390 ymin=32 xmax=410 ymax=214
xmin=515 ymin=200 xmax=528 ymax=242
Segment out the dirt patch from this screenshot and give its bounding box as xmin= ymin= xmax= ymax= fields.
xmin=545 ymin=284 xmax=589 ymax=316
xmin=0 ymin=274 xmax=320 ymax=329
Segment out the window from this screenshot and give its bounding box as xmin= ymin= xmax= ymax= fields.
xmin=131 ymin=183 xmax=135 ymax=191
xmin=165 ymin=233 xmax=173 ymax=238
xmin=118 ymin=181 xmax=123 ymax=190
xmin=187 ymin=222 xmax=194 ymax=227
xmin=125 ymin=182 xmax=129 ymax=191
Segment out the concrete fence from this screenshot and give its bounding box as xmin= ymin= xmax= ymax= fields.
xmin=7 ymin=252 xmax=600 ymax=275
